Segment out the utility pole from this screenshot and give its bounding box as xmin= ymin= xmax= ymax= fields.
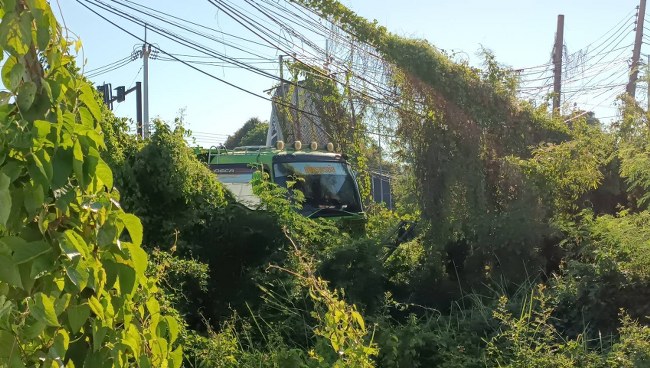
xmin=645 ymin=55 xmax=650 ymax=111
xmin=278 ymin=55 xmax=284 ymax=85
xmin=627 ymin=0 xmax=647 ymax=98
xmin=552 ymin=14 xmax=565 ymax=115
xmin=142 ymin=35 xmax=151 ymax=138
xmin=290 ymin=53 xmax=301 ymax=143
xmin=135 ymin=81 xmax=143 ymax=138
xmin=647 ymin=54 xmax=650 ymax=110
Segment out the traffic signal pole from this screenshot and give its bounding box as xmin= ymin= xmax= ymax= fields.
xmin=96 ymin=82 xmax=143 ymax=138
xmin=142 ymin=43 xmax=151 ymax=138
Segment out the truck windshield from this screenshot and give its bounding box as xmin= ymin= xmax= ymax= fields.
xmin=209 ymin=164 xmax=259 ymax=208
xmin=273 ymin=161 xmax=362 ymax=216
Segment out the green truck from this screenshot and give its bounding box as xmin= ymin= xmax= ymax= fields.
xmin=206 ymin=143 xmax=365 ymax=222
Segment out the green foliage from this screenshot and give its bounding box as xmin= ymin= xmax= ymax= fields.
xmin=148 ymin=249 xmax=209 ymax=315
xmin=26 ymin=1 xmax=650 ymax=367
xmin=101 ymin=117 xmax=292 ymax=329
xmin=487 ymin=286 xmax=602 ymax=367
xmin=293 ymin=0 xmax=573 ymax=296
xmin=487 ymin=285 xmax=650 ymax=368
xmin=240 ymin=120 xmax=269 ymax=147
xmin=124 ymin=121 xmax=229 ymax=250
xmin=617 ymin=97 xmax=650 ymax=209
xmin=514 ymin=119 xmax=614 ymax=214
xmin=607 ymin=314 xmax=650 ymax=367
xmin=374 ymin=311 xmax=486 ymax=368
xmin=0 ymin=1 xmax=180 ymax=365
xmin=223 ymin=117 xmax=268 ymax=149
xmin=553 ymin=210 xmax=650 ymax=335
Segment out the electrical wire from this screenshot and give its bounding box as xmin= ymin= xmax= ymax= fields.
xmin=76 ymin=0 xmax=344 ymax=141
xmin=85 ymin=54 xmax=134 ymax=78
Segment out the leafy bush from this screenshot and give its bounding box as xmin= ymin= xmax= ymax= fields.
xmin=553 ymin=211 xmax=650 ymax=335
xmin=0 ymin=1 xmax=180 ymax=365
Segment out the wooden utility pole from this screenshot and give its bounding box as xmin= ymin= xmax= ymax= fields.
xmin=552 ymin=14 xmax=565 ymax=115
xmin=627 ymin=0 xmax=647 ymax=98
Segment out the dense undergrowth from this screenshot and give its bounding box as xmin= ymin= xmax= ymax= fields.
xmin=3 ymin=0 xmax=650 ymax=367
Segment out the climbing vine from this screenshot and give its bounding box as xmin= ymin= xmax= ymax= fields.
xmin=0 ymin=0 xmax=180 ymax=366
xmin=293 ymin=0 xmax=577 ymax=284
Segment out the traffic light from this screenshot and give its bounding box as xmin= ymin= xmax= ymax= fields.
xmin=115 ymin=86 xmax=126 ymax=102
xmin=96 ymin=83 xmax=113 ymax=109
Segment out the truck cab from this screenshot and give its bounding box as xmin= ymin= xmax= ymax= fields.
xmin=207 ymin=143 xmax=365 ymax=222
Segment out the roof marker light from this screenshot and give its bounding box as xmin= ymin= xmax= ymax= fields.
xmin=326 ymin=142 xmax=334 ymax=152
xmin=310 ymin=141 xmax=318 ymax=150
xmin=276 ymin=140 xmax=285 ymax=150
xmin=294 ymin=141 xmax=302 ymax=150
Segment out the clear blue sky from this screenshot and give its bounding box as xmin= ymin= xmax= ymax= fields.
xmin=55 ymin=0 xmax=643 ymax=146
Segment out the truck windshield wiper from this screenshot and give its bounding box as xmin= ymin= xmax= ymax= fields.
xmin=307 ymin=207 xmax=359 ymax=218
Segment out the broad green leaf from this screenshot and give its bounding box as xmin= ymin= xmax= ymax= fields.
xmin=7 ymin=60 xmax=24 ymax=91
xmin=79 ymin=84 xmax=101 ymax=121
xmin=0 ymin=331 xmax=23 ymax=367
xmin=101 ymin=259 xmax=118 ymax=290
xmin=67 ymin=303 xmax=90 ymax=333
xmin=139 ymin=355 xmax=153 ymax=368
xmin=59 ymin=230 xmax=88 ymax=259
xmin=130 ymin=245 xmax=147 ymax=279
xmin=18 ymin=261 xmax=35 ymax=291
xmin=84 ymin=130 xmax=106 ymax=150
xmin=54 ymin=293 xmax=71 ymax=316
xmin=30 ymin=250 xmax=57 ymax=279
xmin=0 ymin=91 xmax=11 ymax=105
xmin=23 ymin=183 xmax=44 ymax=215
xmin=5 ymin=187 xmax=24 ymax=232
xmin=51 ymin=147 xmax=72 ymax=189
xmin=169 ymin=346 xmax=183 ymax=368
xmin=97 ymin=222 xmax=117 ymax=248
xmin=120 ymin=213 xmax=143 ymax=247
xmin=164 ymin=316 xmax=179 ymax=344
xmin=2 ymin=0 xmax=16 ymax=14
xmin=1 ymin=161 xmax=22 ymax=182
xmin=351 ymin=310 xmax=366 ymax=331
xmin=88 ymin=296 xmax=104 ymax=321
xmin=82 ymin=146 xmax=99 ymax=188
xmin=66 ymin=258 xmax=89 ymax=291
xmin=145 ymin=297 xmax=160 ymax=328
xmin=31 ymin=2 xmax=51 ymax=50
xmin=10 ymin=240 xmax=51 ymax=264
xmin=32 ymin=119 xmax=52 ymax=139
xmin=0 ymin=254 xmax=21 ymax=288
xmin=0 ymin=173 xmax=11 ymax=226
xmin=0 ymin=55 xmax=18 ymax=91
xmin=91 ymin=323 xmax=108 ymax=352
xmin=72 ymin=139 xmax=83 ymax=185
xmin=149 ymin=336 xmax=168 ymax=363
xmin=31 ymin=292 xmax=59 ymax=326
xmin=117 ymin=263 xmax=136 ymax=295
xmin=1 ymin=237 xmax=27 ymax=253
xmin=27 ymin=154 xmax=49 ymax=190
xmin=123 ymin=324 xmax=141 ymax=357
xmin=34 ymin=149 xmax=53 ymax=181
xmin=16 ymin=11 xmax=33 ymax=55
xmin=49 ymin=329 xmax=70 ymax=362
xmin=16 ymin=81 xmax=36 ymax=111
xmin=77 ymin=106 xmax=93 ymax=128
xmin=95 ymin=159 xmax=113 ymax=190
xmin=22 ymin=319 xmax=46 ymax=340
